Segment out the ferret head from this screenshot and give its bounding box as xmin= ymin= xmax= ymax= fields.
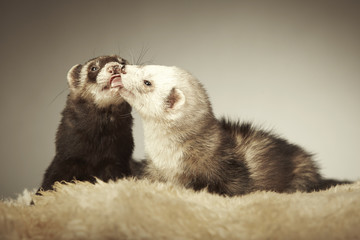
xmin=117 ymin=65 xmax=212 ymax=125
xmin=67 ymin=55 xmax=128 ymax=108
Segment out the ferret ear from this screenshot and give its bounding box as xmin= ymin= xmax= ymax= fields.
xmin=67 ymin=64 xmax=83 ymax=89
xmin=166 ymin=88 xmax=185 ymax=110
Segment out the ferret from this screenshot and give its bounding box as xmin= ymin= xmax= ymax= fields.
xmin=115 ymin=65 xmax=351 ymax=196
xmin=37 ymin=55 xmax=134 ymax=194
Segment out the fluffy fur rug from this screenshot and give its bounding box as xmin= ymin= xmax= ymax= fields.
xmin=1 ymin=179 xmax=359 ymax=240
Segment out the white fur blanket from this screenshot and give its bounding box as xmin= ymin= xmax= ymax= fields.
xmin=1 ymin=179 xmax=359 ymax=240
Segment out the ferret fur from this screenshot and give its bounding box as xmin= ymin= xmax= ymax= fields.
xmin=117 ymin=65 xmax=350 ymax=196
xmin=38 ymin=55 xmax=134 ymax=193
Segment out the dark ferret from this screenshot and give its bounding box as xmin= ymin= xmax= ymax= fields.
xmin=37 ymin=55 xmax=134 ymax=195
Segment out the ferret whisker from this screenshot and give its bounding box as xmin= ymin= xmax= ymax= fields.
xmin=48 ymin=87 xmax=68 ymax=106
xmin=140 ymin=59 xmax=154 ymax=66
xmin=135 ymin=46 xmax=142 ymax=65
xmin=136 ymin=45 xmax=150 ymax=65
xmin=136 ymin=46 xmax=144 ymax=65
xmin=129 ymin=49 xmax=136 ymax=65
xmin=116 ymin=104 xmax=143 ymax=119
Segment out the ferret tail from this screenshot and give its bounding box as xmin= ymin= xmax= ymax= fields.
xmin=315 ymin=178 xmax=353 ymax=191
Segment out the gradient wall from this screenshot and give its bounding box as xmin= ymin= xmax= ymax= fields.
xmin=1 ymin=0 xmax=359 ymax=198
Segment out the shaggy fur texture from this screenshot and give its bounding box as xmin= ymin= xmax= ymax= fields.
xmin=1 ymin=179 xmax=359 ymax=239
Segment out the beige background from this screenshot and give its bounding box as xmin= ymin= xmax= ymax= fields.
xmin=1 ymin=0 xmax=359 ymax=198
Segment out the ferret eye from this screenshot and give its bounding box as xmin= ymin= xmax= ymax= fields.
xmin=91 ymin=66 xmax=98 ymax=71
xmin=144 ymin=80 xmax=152 ymax=86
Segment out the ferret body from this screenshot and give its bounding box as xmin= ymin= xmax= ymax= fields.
xmin=38 ymin=55 xmax=134 ymax=192
xmin=116 ymin=65 xmax=350 ymax=196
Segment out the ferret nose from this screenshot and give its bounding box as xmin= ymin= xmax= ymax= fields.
xmin=107 ymin=65 xmax=120 ymax=74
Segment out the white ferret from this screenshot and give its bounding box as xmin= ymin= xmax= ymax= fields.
xmin=113 ymin=65 xmax=350 ymax=196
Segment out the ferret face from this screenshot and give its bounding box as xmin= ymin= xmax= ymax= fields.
xmin=117 ymin=65 xmax=210 ymax=123
xmin=116 ymin=65 xmax=186 ymax=120
xmin=67 ymin=55 xmax=127 ymax=107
